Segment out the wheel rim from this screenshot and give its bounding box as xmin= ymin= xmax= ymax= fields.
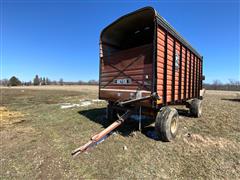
xmin=198 ymin=102 xmax=202 ymax=116
xmin=170 ymin=117 xmax=177 ymax=134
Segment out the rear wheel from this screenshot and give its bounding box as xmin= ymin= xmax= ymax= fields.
xmin=155 ymin=107 xmax=179 ymax=142
xmin=189 ymin=98 xmax=202 ymax=118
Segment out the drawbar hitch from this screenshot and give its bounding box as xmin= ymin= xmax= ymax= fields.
xmin=71 ymin=111 xmax=131 ymax=157
xmin=71 ymin=92 xmax=159 ymax=157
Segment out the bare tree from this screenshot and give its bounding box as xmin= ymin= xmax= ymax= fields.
xmin=88 ymin=80 xmax=98 ymax=85
xmin=0 ymin=79 xmax=9 ymax=86
xmin=203 ymin=79 xmax=240 ymax=91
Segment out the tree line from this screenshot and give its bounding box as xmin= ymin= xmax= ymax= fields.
xmin=0 ymin=75 xmax=99 ymax=86
xmin=203 ymin=79 xmax=240 ymax=91
xmin=1 ymin=75 xmax=239 ymax=91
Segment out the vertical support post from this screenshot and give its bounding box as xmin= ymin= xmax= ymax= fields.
xmin=99 ymin=42 xmax=102 ymax=97
xmin=172 ymin=39 xmax=176 ymax=103
xmin=188 ymin=52 xmax=192 ymax=98
xmin=163 ymin=32 xmax=168 ymax=105
xmin=139 ymin=106 xmax=142 ymax=131
xmin=178 ymin=44 xmax=182 ymax=100
xmin=192 ymin=55 xmax=195 ymax=98
xmin=152 ymin=21 xmax=157 ymax=108
xmin=198 ymin=58 xmax=201 ymax=98
xmin=184 ymin=48 xmax=187 ymax=99
xmin=196 ymin=57 xmax=199 ymax=98
xmin=200 ymin=56 xmax=203 ymax=90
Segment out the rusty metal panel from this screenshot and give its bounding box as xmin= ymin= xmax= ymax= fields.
xmin=99 ymin=44 xmax=153 ymax=104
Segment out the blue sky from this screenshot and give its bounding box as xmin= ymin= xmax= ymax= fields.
xmin=1 ymin=0 xmax=239 ymax=83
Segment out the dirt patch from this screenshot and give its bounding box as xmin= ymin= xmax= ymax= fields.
xmin=0 ymin=106 xmax=25 ymax=127
xmin=183 ymin=133 xmax=239 ymax=150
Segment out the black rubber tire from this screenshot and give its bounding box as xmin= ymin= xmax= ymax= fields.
xmin=106 ymin=103 xmax=117 ymax=123
xmin=155 ymin=107 xmax=179 ymax=142
xmin=189 ymin=98 xmax=202 ymax=118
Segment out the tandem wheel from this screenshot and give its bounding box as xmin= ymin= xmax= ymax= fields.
xmin=155 ymin=106 xmax=179 ymax=142
xmin=189 ymin=98 xmax=202 ymax=118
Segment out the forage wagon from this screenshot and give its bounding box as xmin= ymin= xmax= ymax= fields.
xmin=72 ymin=6 xmax=205 ymax=156
xmin=99 ymin=6 xmax=204 ymax=141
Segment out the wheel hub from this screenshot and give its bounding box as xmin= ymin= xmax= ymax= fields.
xmin=170 ymin=117 xmax=177 ymax=134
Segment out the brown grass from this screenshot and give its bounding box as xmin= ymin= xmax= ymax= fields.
xmin=0 ymin=106 xmax=25 ymax=127
xmin=1 ymin=85 xmax=98 ymax=92
xmin=0 ymin=87 xmax=240 ymax=179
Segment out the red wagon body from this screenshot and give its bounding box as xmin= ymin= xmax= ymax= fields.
xmin=98 ymin=7 xmax=204 ymax=142
xmin=99 ymin=7 xmax=203 ymax=109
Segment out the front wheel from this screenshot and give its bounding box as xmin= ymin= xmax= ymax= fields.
xmin=155 ymin=107 xmax=179 ymax=142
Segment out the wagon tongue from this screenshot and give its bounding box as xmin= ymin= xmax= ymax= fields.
xmin=71 ymin=111 xmax=131 ymax=157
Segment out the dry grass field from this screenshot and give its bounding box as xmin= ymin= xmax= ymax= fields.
xmin=1 ymin=85 xmax=240 ymax=179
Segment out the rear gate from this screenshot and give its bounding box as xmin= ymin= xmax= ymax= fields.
xmin=99 ymin=44 xmax=153 ymax=102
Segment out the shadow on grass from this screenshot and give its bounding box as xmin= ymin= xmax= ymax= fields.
xmin=78 ymin=107 xmax=191 ymax=141
xmin=78 ymin=108 xmax=155 ymax=137
xmin=221 ymin=98 xmax=240 ymax=102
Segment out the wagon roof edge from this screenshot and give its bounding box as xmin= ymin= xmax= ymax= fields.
xmin=100 ymin=6 xmax=203 ymax=59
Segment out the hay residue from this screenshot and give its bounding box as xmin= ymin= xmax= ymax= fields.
xmin=0 ymin=106 xmax=25 ymax=127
